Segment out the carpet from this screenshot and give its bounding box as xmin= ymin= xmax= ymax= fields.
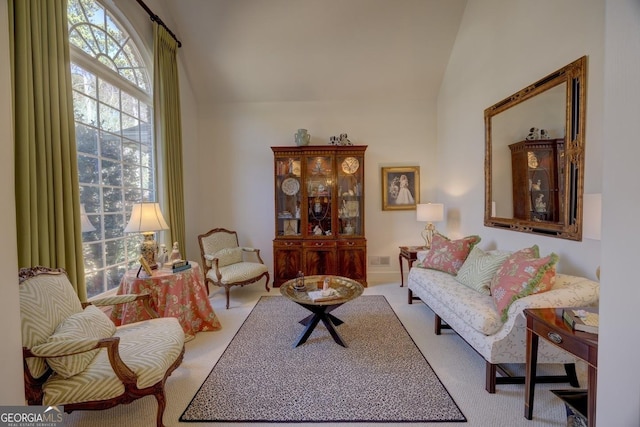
xmin=180 ymin=295 xmax=466 ymax=423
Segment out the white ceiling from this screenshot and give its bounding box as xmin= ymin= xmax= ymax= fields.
xmin=161 ymin=0 xmax=467 ymax=105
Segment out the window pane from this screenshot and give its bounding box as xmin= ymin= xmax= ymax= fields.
xmin=100 ymin=132 xmax=121 ymax=160
xmin=103 ymin=187 xmax=123 ymax=213
xmin=76 ymin=124 xmax=98 ymax=154
xmin=101 ymin=159 xmax=122 ymax=186
xmin=123 ymin=141 xmax=140 ymax=164
xmin=83 ymin=242 xmax=104 ymax=269
xmin=105 ymin=238 xmax=125 ymax=264
xmin=71 ymin=64 xmax=96 ymax=97
xmin=78 ymin=155 xmax=99 ymax=184
xmin=98 ymin=79 xmax=120 ymax=109
xmin=121 ymin=91 xmax=138 ymax=117
xmin=122 ymin=115 xmax=139 ymax=142
xmin=99 ymin=103 xmax=121 ymax=133
xmin=104 ymin=214 xmax=124 ymax=239
xmin=123 ymin=163 xmax=141 ymax=188
xmin=73 ymin=92 xmax=97 ymax=126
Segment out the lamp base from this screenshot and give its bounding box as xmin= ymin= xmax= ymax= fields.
xmin=421 ymin=223 xmax=436 ymax=249
xmin=140 ymin=232 xmax=159 ymax=269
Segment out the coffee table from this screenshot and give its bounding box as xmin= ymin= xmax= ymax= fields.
xmin=280 ymin=275 xmax=364 ymax=348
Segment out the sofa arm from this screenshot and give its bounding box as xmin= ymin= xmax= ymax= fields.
xmin=505 ymin=274 xmax=599 ymax=325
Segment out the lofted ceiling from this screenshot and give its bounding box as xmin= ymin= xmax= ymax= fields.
xmin=160 ymin=0 xmax=467 ymax=105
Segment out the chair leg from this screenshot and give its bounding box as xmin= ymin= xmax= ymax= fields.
xmin=153 ymin=389 xmax=167 ymax=427
xmin=264 ymin=274 xmax=270 ymax=292
xmin=225 ymin=287 xmax=230 ymax=309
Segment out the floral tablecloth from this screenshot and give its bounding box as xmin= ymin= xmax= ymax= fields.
xmin=110 ymin=261 xmax=221 ymax=340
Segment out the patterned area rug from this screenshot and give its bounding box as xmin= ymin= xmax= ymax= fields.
xmin=180 ymin=295 xmax=466 ymax=423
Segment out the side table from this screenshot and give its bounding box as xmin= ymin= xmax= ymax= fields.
xmin=398 ymin=246 xmax=426 ymax=287
xmin=524 ymin=307 xmax=598 ymax=426
xmin=110 ymin=261 xmax=221 ymax=340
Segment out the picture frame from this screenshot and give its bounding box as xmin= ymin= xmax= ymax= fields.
xmin=381 ymin=166 xmax=420 ymax=211
xmin=283 ymin=219 xmax=299 ymax=236
xmin=138 ymin=256 xmax=153 ymax=277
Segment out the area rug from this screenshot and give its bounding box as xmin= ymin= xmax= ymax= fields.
xmin=180 ymin=295 xmax=466 ymax=423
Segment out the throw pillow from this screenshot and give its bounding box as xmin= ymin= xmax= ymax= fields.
xmin=419 ymin=233 xmax=481 ymax=275
xmin=39 ymin=305 xmax=116 ymax=378
xmin=455 ymin=247 xmax=511 ymax=295
xmin=208 ymin=247 xmax=243 ymax=267
xmin=490 ymin=248 xmax=558 ymax=321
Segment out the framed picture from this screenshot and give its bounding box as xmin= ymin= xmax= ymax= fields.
xmin=283 ymin=219 xmax=298 ymax=236
xmin=381 ymin=166 xmax=420 ymax=211
xmin=138 ymin=256 xmax=153 ymax=277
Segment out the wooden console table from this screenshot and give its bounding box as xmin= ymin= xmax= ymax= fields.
xmin=398 ymin=246 xmax=426 ymax=287
xmin=524 ymin=307 xmax=598 ymax=426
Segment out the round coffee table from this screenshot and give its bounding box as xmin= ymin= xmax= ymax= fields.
xmin=280 ymin=275 xmax=363 ymax=348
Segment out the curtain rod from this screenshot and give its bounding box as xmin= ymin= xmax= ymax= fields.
xmin=135 ymin=0 xmax=182 ymax=48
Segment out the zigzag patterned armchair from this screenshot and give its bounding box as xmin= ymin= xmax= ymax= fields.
xmin=198 ymin=228 xmax=270 ymax=309
xmin=19 ymin=267 xmax=185 ymax=427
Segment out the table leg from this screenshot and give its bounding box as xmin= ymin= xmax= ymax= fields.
xmin=524 ymin=328 xmax=539 ymax=419
xmin=294 ymin=314 xmax=322 ymax=347
xmin=588 ymin=365 xmax=597 ymax=427
xmin=399 ymin=253 xmax=405 ymax=287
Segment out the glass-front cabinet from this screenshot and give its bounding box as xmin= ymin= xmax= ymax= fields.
xmin=272 ymin=146 xmax=367 ymax=287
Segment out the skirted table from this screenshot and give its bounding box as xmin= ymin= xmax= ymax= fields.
xmin=111 ymin=261 xmax=221 ymax=340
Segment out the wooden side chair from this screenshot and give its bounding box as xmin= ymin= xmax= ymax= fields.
xmin=198 ymin=228 xmax=270 ymax=309
xmin=19 ymin=266 xmax=185 ymax=427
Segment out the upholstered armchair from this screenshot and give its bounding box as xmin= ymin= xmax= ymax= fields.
xmin=198 ymin=228 xmax=270 ymax=309
xmin=19 ymin=267 xmax=185 ymax=427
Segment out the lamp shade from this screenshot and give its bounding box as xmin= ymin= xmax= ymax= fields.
xmin=124 ymin=202 xmax=169 ymax=233
xmin=80 ymin=204 xmax=96 ymax=232
xmin=416 ymin=203 xmax=444 ymax=222
xmin=583 ymin=193 xmax=601 ymax=240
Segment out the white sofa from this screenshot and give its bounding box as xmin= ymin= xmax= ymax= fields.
xmin=407 ymin=264 xmax=599 ymax=393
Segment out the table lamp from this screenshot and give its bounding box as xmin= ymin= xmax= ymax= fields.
xmin=80 ymin=204 xmax=96 ymax=232
xmin=124 ymin=202 xmax=169 ymax=269
xmin=416 ymin=203 xmax=444 ymax=248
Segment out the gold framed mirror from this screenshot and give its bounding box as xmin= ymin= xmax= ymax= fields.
xmin=484 ymin=56 xmax=586 ymax=240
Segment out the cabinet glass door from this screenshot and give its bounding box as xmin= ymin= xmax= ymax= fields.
xmin=337 ymin=154 xmax=363 ymax=236
xmin=275 ymin=156 xmax=302 ymax=236
xmin=305 ymin=156 xmax=332 ymax=236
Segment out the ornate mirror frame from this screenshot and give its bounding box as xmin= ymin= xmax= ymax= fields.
xmin=484 ymin=56 xmax=587 ymax=240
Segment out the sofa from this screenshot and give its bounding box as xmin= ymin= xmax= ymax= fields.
xmin=407 ymin=241 xmax=599 ymax=393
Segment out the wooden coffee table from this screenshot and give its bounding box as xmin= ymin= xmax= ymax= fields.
xmin=280 ymin=275 xmax=363 ymax=348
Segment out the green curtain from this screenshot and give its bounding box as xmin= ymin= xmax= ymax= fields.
xmin=153 ymin=23 xmax=186 ymax=256
xmin=9 ymin=0 xmax=86 ymax=300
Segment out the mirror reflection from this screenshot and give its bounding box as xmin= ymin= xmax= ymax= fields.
xmin=484 ymin=57 xmax=586 ymax=240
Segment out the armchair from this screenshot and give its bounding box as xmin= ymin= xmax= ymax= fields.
xmin=198 ymin=228 xmax=270 ymax=309
xmin=19 ymin=266 xmax=185 ymax=427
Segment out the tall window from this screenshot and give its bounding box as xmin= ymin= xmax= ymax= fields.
xmin=68 ymin=0 xmax=155 ymax=298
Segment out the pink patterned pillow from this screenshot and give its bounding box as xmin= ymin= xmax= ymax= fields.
xmin=490 ymin=247 xmax=558 ymax=321
xmin=419 ymin=233 xmax=481 ymax=275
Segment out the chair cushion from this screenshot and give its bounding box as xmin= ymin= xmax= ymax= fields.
xmin=419 ymin=233 xmax=481 ymax=275
xmin=455 ymin=247 xmax=511 ymax=295
xmin=41 ymin=317 xmax=185 ymax=406
xmin=20 ymin=272 xmax=84 ymax=378
xmin=32 ymin=305 xmax=116 ymax=378
xmin=490 ymin=247 xmax=558 ymax=321
xmin=207 ymin=262 xmax=268 ymax=285
xmin=207 ymin=247 xmax=243 ymax=267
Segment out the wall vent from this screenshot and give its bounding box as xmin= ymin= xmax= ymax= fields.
xmin=369 ymin=256 xmax=391 ymax=266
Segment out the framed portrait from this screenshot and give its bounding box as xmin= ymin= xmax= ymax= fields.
xmin=138 ymin=256 xmax=153 ymax=277
xmin=381 ymin=166 xmax=420 ymax=211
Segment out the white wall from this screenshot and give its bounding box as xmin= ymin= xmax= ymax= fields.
xmin=0 ymin=0 xmax=26 ymax=404
xmin=196 ymin=100 xmax=438 ymax=282
xmin=598 ymin=0 xmax=640 ymax=424
xmin=437 ymin=0 xmax=604 ymax=279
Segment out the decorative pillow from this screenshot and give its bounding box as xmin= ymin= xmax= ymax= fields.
xmin=41 ymin=305 xmax=116 ymax=378
xmin=455 ymin=247 xmax=511 ymax=295
xmin=490 ymin=248 xmax=558 ymax=321
xmin=419 ymin=233 xmax=481 ymax=275
xmin=209 ymin=247 xmax=243 ymax=267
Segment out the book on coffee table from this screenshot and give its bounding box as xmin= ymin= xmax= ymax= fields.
xmin=307 ymin=289 xmax=340 ymax=302
xmin=563 ymin=308 xmax=599 ymax=334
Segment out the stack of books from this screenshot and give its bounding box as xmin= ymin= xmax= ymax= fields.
xmin=562 ymin=308 xmax=599 ymax=334
xmin=171 ymin=260 xmax=191 ymax=273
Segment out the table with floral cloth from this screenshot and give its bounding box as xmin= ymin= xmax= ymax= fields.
xmin=110 ymin=261 xmax=221 ymax=340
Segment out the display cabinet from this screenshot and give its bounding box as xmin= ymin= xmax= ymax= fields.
xmin=509 ymin=139 xmax=564 ymax=222
xmin=272 ymin=145 xmax=367 ymax=287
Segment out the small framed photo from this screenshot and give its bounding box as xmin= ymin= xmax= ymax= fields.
xmin=138 ymin=256 xmax=153 ymax=277
xmin=381 ymin=166 xmax=420 ymax=211
xmin=283 ymin=219 xmax=298 ymax=235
